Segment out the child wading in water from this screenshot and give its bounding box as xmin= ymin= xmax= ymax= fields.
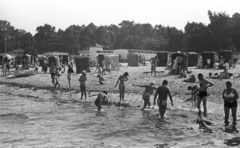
xmin=133 ymin=82 xmax=156 ymax=110
xmin=79 ymin=70 xmax=87 ymax=100
xmin=67 ymin=64 xmax=74 ymax=91
xmin=115 ymin=72 xmax=129 ymax=102
xmin=93 ymin=91 xmax=108 ymax=112
xmin=53 ymin=67 xmax=62 ymax=93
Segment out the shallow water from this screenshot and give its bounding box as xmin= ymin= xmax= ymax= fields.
xmin=1 ymin=87 xmax=240 ymax=147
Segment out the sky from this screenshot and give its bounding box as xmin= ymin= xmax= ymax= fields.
xmin=1 ymin=0 xmax=240 ymax=35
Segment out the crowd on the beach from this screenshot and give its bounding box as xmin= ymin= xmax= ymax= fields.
xmin=1 ymin=53 xmax=239 ymax=128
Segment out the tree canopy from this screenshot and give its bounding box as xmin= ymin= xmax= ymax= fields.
xmin=1 ymin=11 xmax=240 ymax=55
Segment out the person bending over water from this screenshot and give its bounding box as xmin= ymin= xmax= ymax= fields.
xmin=222 ymin=81 xmax=239 ymax=126
xmin=94 ymin=91 xmax=108 ymax=112
xmin=115 ymin=72 xmax=129 ymax=102
xmin=133 ymin=82 xmax=156 ymax=110
xmin=153 ymin=80 xmax=173 ymax=119
xmin=195 ymin=73 xmax=214 ymax=117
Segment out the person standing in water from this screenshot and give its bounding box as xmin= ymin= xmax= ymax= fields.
xmin=53 ymin=67 xmax=62 ymax=93
xmin=67 ymin=64 xmax=74 ymax=91
xmin=153 ymin=80 xmax=173 ymax=119
xmin=94 ymin=91 xmax=108 ymax=112
xmin=150 ymin=55 xmax=159 ymax=76
xmin=115 ymin=72 xmax=129 ymax=102
xmin=222 ymin=81 xmax=239 ymax=126
xmin=195 ymin=73 xmax=214 ymax=117
xmin=133 ymin=82 xmax=156 ymax=110
xmin=79 ymin=70 xmax=87 ymax=100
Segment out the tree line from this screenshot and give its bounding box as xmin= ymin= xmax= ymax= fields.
xmin=1 ymin=11 xmax=240 ymax=56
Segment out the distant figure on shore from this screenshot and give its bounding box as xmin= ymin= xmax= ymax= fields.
xmin=2 ymin=61 xmax=7 ymax=76
xmin=133 ymin=82 xmax=156 ymax=110
xmin=67 ymin=64 xmax=74 ymax=91
xmin=150 ymin=55 xmax=159 ymax=76
xmin=79 ymin=70 xmax=87 ymax=100
xmin=93 ymin=91 xmax=108 ymax=112
xmin=53 ymin=67 xmax=62 ymax=93
xmin=34 ymin=59 xmax=40 ymax=74
xmin=153 ymin=80 xmax=173 ymax=119
xmin=222 ymin=81 xmax=239 ymax=127
xmin=49 ymin=62 xmax=56 ymax=85
xmin=194 ymin=73 xmax=214 ymax=117
xmin=115 ymin=72 xmax=129 ymax=102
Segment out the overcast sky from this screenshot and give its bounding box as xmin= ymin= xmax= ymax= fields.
xmin=1 ymin=0 xmax=240 ymax=35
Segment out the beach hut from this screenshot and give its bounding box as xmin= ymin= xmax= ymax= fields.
xmin=3 ymin=54 xmax=13 ymax=63
xmin=61 ymin=55 xmax=69 ymax=65
xmin=127 ymin=53 xmax=139 ymax=67
xmin=0 ymin=55 xmax=3 ymax=65
xmin=201 ymin=51 xmax=216 ymax=68
xmin=157 ymin=51 xmax=169 ymax=67
xmin=74 ymin=56 xmax=90 ymax=74
xmin=97 ymin=54 xmax=105 ymax=67
xmin=187 ymin=52 xmax=198 ymax=67
xmin=218 ymin=50 xmax=233 ymax=67
xmin=15 ymin=55 xmax=22 ymax=65
xmin=22 ymin=54 xmax=32 ymax=66
xmin=48 ymin=56 xmax=60 ymax=67
xmin=104 ymin=54 xmax=119 ymax=71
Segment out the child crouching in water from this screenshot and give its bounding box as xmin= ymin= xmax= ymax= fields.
xmin=94 ymin=91 xmax=108 ymax=112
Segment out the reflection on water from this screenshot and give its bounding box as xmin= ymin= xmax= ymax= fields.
xmin=0 ymin=92 xmax=240 ymax=147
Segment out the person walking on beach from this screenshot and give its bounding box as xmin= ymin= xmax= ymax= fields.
xmin=150 ymin=55 xmax=159 ymax=76
xmin=2 ymin=61 xmax=7 ymax=76
xmin=49 ymin=62 xmax=56 ymax=85
xmin=53 ymin=67 xmax=62 ymax=92
xmin=79 ymin=70 xmax=87 ymax=100
xmin=115 ymin=72 xmax=129 ymax=102
xmin=133 ymin=82 xmax=156 ymax=110
xmin=195 ymin=73 xmax=214 ymax=117
xmin=222 ymin=81 xmax=239 ymax=126
xmin=153 ymin=80 xmax=173 ymax=119
xmin=67 ymin=64 xmax=74 ymax=91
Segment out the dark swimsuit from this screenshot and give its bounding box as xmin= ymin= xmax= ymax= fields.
xmin=198 ymin=91 xmax=207 ymax=100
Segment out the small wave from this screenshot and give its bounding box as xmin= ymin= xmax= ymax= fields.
xmin=0 ymin=113 xmax=28 ymax=120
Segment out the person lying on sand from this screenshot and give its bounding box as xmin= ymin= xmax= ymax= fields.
xmin=153 ymin=80 xmax=173 ymax=119
xmin=133 ymin=82 xmax=156 ymax=110
xmin=93 ymin=91 xmax=108 ymax=112
xmin=194 ymin=73 xmax=214 ymax=117
xmin=115 ymin=72 xmax=129 ymax=102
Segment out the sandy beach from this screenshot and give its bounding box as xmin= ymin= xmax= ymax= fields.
xmin=1 ymin=63 xmax=240 ymax=147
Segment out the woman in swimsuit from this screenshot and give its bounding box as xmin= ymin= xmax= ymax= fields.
xmin=115 ymin=72 xmax=129 ymax=102
xmin=222 ymin=81 xmax=239 ymax=126
xmin=195 ymin=73 xmax=214 ymax=117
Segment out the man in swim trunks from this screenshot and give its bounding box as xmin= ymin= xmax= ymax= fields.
xmin=150 ymin=55 xmax=159 ymax=76
xmin=153 ymin=80 xmax=173 ymax=119
xmin=194 ymin=73 xmax=214 ymax=117
xmin=115 ymin=72 xmax=129 ymax=102
xmin=133 ymin=82 xmax=156 ymax=110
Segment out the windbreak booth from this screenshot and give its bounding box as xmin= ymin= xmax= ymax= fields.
xmin=15 ymin=55 xmax=22 ymax=65
xmin=22 ymin=54 xmax=32 ymax=65
xmin=0 ymin=55 xmax=3 ymax=65
xmin=127 ymin=53 xmax=139 ymax=67
xmin=187 ymin=52 xmax=198 ymax=67
xmin=74 ymin=56 xmax=90 ymax=74
xmin=61 ymin=55 xmax=69 ymax=65
xmin=48 ymin=56 xmax=60 ymax=67
xmin=97 ymin=54 xmax=105 ymax=67
xmin=157 ymin=51 xmax=169 ymax=67
xmin=201 ymin=51 xmax=216 ymax=68
xmin=218 ymin=50 xmax=233 ymax=67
